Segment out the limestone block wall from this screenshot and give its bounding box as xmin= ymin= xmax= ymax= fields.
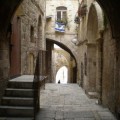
xmin=46 ymin=0 xmax=78 ymax=33
xmin=19 ymin=0 xmax=46 ymax=74
xmin=102 ymin=24 xmax=117 ymax=112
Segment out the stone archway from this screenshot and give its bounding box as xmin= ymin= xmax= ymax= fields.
xmin=86 ymin=1 xmax=104 ymax=99
xmin=52 ymin=48 xmax=71 ymax=83
xmin=46 ymin=39 xmax=77 ymax=83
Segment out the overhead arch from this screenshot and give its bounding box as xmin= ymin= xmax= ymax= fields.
xmin=96 ymin=0 xmax=120 ymax=38
xmin=46 ymin=38 xmax=77 ymax=83
xmin=0 ymin=0 xmax=119 ymax=38
xmin=46 ymin=38 xmax=77 ymax=66
xmin=92 ymin=2 xmax=104 ymax=32
xmin=87 ymin=1 xmax=104 ymax=42
xmin=54 ymin=54 xmax=69 ymax=76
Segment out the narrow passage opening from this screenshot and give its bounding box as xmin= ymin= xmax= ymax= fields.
xmin=56 ymin=66 xmax=68 ymax=84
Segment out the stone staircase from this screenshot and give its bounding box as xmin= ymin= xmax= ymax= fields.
xmin=0 ymin=78 xmax=34 ymax=120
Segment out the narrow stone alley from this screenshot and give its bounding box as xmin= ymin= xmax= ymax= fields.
xmin=0 ymin=0 xmax=120 ymax=119
xmin=36 ymin=84 xmax=116 ymax=120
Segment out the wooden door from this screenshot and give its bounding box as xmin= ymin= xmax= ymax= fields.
xmin=10 ymin=15 xmax=21 ymax=78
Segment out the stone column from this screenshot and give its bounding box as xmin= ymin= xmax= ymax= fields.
xmin=96 ymin=38 xmax=103 ymax=104
xmin=46 ymin=41 xmax=53 ymax=83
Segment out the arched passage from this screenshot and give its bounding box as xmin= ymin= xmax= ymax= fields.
xmin=56 ymin=66 xmax=68 ymax=84
xmin=0 ymin=0 xmax=120 ymax=118
xmin=46 ymin=38 xmax=77 ymax=83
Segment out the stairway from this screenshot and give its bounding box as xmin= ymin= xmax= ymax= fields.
xmin=0 ymin=78 xmax=34 ymax=120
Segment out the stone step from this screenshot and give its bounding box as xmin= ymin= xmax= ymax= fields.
xmin=8 ymin=81 xmax=33 ymax=89
xmin=87 ymin=92 xmax=98 ymax=99
xmin=0 ymin=106 xmax=34 ymax=117
xmin=2 ymin=97 xmax=34 ymax=107
xmin=0 ymin=117 xmax=34 ymax=120
xmin=5 ymin=88 xmax=33 ymax=97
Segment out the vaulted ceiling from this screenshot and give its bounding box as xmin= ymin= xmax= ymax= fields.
xmin=0 ymin=0 xmax=120 ymax=38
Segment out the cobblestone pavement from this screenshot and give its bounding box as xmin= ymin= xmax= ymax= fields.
xmin=36 ymin=83 xmax=117 ymax=120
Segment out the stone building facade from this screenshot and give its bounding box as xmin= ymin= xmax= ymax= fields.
xmin=10 ymin=0 xmax=46 ymax=75
xmin=0 ymin=0 xmax=120 ymax=118
xmin=76 ymin=0 xmax=104 ymax=96
xmin=46 ymin=0 xmax=80 ymax=82
xmin=76 ymin=0 xmax=119 ymax=115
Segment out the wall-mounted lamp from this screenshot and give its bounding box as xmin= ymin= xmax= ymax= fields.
xmin=71 ymin=38 xmax=80 ymax=46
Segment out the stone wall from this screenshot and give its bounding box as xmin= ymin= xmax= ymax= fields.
xmin=19 ymin=0 xmax=46 ymax=74
xmin=77 ymin=0 xmax=120 ymax=116
xmin=0 ymin=34 xmax=10 ymax=103
xmin=102 ymin=23 xmax=117 ymax=112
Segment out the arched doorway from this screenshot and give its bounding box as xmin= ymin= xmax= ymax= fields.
xmin=87 ymin=2 xmax=104 ymax=98
xmin=28 ymin=53 xmax=34 ymax=75
xmin=46 ymin=39 xmax=77 ymax=83
xmin=56 ymin=66 xmax=68 ymax=84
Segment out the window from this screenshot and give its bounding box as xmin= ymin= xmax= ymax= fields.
xmin=30 ymin=26 xmax=34 ymax=42
xmin=56 ymin=6 xmax=67 ymax=24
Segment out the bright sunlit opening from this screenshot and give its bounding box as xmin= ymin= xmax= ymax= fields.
xmin=54 ymin=44 xmax=60 ymax=49
xmin=56 ymin=66 xmax=68 ymax=84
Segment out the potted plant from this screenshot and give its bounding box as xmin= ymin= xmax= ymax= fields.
xmin=74 ymin=16 xmax=80 ymax=24
xmin=78 ymin=4 xmax=87 ymax=17
xmin=56 ymin=18 xmax=68 ymax=26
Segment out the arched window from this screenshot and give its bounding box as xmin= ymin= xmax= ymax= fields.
xmin=56 ymin=6 xmax=67 ymax=21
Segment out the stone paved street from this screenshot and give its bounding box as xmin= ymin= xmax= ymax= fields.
xmin=36 ymin=84 xmax=117 ymax=120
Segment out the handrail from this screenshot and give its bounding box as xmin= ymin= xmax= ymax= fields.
xmin=33 ymin=52 xmax=40 ymax=119
xmin=33 ymin=50 xmax=47 ymax=120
